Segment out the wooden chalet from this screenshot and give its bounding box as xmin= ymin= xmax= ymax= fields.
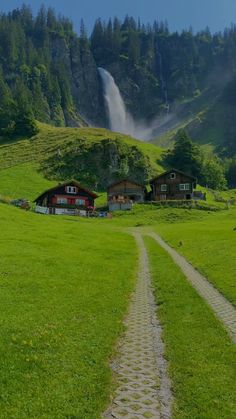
xmin=107 ymin=179 xmax=146 ymax=211
xmin=34 ymin=180 xmax=98 ymax=215
xmin=150 ymin=169 xmax=197 ymax=201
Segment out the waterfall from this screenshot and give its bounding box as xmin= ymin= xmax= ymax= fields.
xmin=98 ymin=67 xmax=173 ymax=140
xmin=98 ymin=67 xmax=135 ymax=135
xmin=99 ymin=67 xmax=157 ymax=140
xmin=156 ymin=42 xmax=169 ymax=116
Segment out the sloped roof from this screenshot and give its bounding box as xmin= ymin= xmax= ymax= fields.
xmin=107 ymin=178 xmax=146 ymax=189
xmin=150 ymin=169 xmax=197 ymax=183
xmin=34 ymin=180 xmax=98 ymax=202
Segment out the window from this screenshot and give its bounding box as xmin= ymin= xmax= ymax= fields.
xmin=66 ymin=186 xmax=77 ymax=194
xmin=170 ymin=172 xmax=176 ymax=179
xmin=179 ymin=183 xmax=190 ymax=191
xmin=57 ymin=197 xmax=67 ymax=204
xmin=161 ymin=184 xmax=167 ymax=192
xmin=75 ymin=199 xmax=85 ymax=205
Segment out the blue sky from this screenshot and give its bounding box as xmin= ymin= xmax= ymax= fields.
xmin=0 ymin=0 xmax=235 ymax=34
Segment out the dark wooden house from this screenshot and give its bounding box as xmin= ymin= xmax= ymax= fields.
xmin=150 ymin=169 xmax=197 ymax=201
xmin=107 ymin=179 xmax=146 ymax=211
xmin=34 ymin=180 xmax=98 ymax=215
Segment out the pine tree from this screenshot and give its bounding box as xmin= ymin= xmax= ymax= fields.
xmin=163 ymin=130 xmax=202 ymax=178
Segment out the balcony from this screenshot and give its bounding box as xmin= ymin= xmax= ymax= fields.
xmin=110 ymin=188 xmax=143 ymax=194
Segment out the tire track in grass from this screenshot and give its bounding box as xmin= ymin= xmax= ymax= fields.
xmin=103 ymin=233 xmax=172 ymax=418
xmin=148 ymin=232 xmax=236 ymax=343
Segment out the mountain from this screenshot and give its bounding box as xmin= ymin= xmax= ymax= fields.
xmin=0 ymin=6 xmax=236 ymax=157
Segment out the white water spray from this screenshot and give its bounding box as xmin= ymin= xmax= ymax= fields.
xmin=98 ymin=67 xmax=160 ymax=140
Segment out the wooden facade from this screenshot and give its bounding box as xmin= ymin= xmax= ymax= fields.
xmin=34 ymin=180 xmax=98 ymax=215
xmin=107 ymin=179 xmax=146 ymax=210
xmin=150 ymin=169 xmax=197 ymax=201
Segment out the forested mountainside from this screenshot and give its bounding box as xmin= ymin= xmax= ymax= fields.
xmin=0 ymin=5 xmax=105 ymax=127
xmin=1 ymin=5 xmax=236 ymax=157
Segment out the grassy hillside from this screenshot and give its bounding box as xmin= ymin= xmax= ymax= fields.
xmin=0 ymin=203 xmax=137 ymax=419
xmin=0 ymin=123 xmax=164 ymax=199
xmin=0 ymin=163 xmax=56 ymax=201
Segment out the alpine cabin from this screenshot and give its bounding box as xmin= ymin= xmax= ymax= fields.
xmin=34 ymin=180 xmax=98 ymax=215
xmin=107 ymin=179 xmax=146 ymax=211
xmin=150 ymin=169 xmax=197 ymax=201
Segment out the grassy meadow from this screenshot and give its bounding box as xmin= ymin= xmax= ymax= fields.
xmin=145 ymin=236 xmax=236 ymax=419
xmin=0 ymin=203 xmax=137 ymax=418
xmin=0 ymin=196 xmax=235 ymax=417
xmin=156 ymin=208 xmax=236 ymax=306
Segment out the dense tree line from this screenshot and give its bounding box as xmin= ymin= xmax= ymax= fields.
xmin=90 ymin=17 xmax=236 ymax=102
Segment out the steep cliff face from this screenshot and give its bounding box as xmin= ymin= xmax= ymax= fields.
xmin=69 ymin=38 xmax=106 ymax=125
xmin=49 ymin=35 xmax=106 ymax=126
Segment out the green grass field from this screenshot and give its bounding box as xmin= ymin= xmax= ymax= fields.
xmin=0 ymin=198 xmax=236 ymax=417
xmin=156 ymin=208 xmax=236 ymax=306
xmin=0 ymin=203 xmax=137 ymax=418
xmin=145 ymin=236 xmax=236 ymax=419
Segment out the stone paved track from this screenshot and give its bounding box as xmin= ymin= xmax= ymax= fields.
xmin=103 ymin=233 xmax=172 ymax=419
xmin=149 ymin=232 xmax=236 ymax=343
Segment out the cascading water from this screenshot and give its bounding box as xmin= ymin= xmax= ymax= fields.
xmin=98 ymin=67 xmax=155 ymax=140
xmin=98 ymin=67 xmax=135 ymax=135
xmin=98 ymin=67 xmax=175 ymax=140
xmin=156 ymin=42 xmax=169 ymax=116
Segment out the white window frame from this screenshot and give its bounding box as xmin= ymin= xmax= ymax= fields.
xmin=66 ymin=186 xmax=77 ymax=194
xmin=161 ymin=184 xmax=167 ymax=192
xmin=57 ymin=197 xmax=67 ymax=204
xmin=75 ymin=198 xmax=85 ymax=205
xmin=179 ymin=183 xmax=190 ymax=191
xmin=170 ymin=172 xmax=176 ymax=179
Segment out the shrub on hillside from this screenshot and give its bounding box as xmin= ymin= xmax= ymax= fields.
xmin=0 ymin=104 xmax=38 ymax=139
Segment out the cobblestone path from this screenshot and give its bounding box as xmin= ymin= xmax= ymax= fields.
xmin=149 ymin=232 xmax=236 ymax=343
xmin=103 ymin=233 xmax=172 ymax=419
